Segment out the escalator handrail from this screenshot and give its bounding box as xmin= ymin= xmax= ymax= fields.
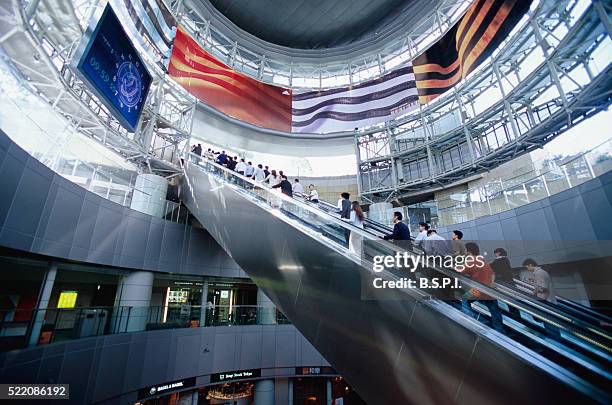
xmin=294 ymin=194 xmax=391 ymax=238
xmin=184 ymin=152 xmax=612 ymax=352
xmin=507 ymin=278 xmax=611 ymax=336
xmin=184 ymin=153 xmax=612 ymax=399
xmin=557 ymin=298 xmax=612 ymax=325
xmin=184 ymin=153 xmax=395 ymax=242
xmin=493 ymin=283 xmax=612 ymax=346
xmin=297 ymin=189 xmax=612 ymax=343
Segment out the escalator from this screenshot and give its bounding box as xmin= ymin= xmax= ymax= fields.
xmin=304 ymin=195 xmax=612 ymax=338
xmin=180 ymin=155 xmax=611 ymax=405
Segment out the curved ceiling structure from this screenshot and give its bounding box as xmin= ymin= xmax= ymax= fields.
xmin=208 ymin=0 xmax=413 ymax=49
xmin=184 ymin=0 xmax=461 ymax=65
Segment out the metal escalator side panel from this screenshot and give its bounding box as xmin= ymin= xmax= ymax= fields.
xmin=181 ymin=160 xmax=608 ymax=405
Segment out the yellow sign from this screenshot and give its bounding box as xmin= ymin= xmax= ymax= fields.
xmin=57 ymin=291 xmax=78 ymax=308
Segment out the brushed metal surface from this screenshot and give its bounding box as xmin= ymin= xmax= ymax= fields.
xmin=181 ymin=160 xmax=604 ymax=405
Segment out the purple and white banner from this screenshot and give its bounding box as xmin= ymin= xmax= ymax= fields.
xmin=291 ymin=65 xmax=419 ymax=134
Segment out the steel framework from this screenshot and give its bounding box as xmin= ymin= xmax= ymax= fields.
xmin=354 ymin=0 xmax=612 ymax=203
xmin=1 ymin=0 xmax=610 ymax=197
xmin=0 ymin=0 xmax=195 ymax=176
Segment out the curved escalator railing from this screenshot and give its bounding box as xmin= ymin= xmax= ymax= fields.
xmin=182 ymin=152 xmax=611 ymax=403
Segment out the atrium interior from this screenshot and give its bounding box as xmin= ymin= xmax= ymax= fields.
xmin=0 ymin=0 xmax=610 ymax=404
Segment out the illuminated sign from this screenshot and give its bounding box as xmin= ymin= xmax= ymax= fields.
xmin=210 ymin=369 xmax=261 ymax=383
xmin=295 ymin=367 xmax=337 ymax=376
xmin=57 ymin=291 xmax=78 ymax=309
xmin=168 ymin=290 xmax=188 ymax=303
xmin=74 ymin=3 xmax=152 ymax=131
xmin=138 ymin=377 xmax=196 ymax=399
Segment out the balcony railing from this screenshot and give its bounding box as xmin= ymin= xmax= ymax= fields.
xmin=0 ymin=304 xmax=288 ymax=352
xmin=435 ymin=138 xmax=612 ymax=227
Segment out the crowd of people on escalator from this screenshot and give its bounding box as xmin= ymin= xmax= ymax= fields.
xmin=190 ymin=144 xmax=322 ymax=202
xmin=381 ymin=216 xmax=558 ymax=334
xmin=191 ymin=144 xmax=326 ymax=199
xmin=191 ymin=143 xmax=560 ymax=336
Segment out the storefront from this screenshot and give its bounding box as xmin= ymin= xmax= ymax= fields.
xmin=153 ymin=279 xmax=205 ymax=328
xmin=136 ymin=373 xmax=367 ymax=405
xmin=149 ymin=278 xmax=259 ymax=328
xmin=205 ymin=281 xmax=257 ymax=326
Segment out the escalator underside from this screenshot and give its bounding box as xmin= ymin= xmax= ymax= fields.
xmin=181 ymin=158 xmax=608 ymax=405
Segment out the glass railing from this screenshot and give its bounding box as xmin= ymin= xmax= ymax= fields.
xmin=0 ymin=305 xmax=288 ymax=352
xmin=185 ymin=154 xmax=384 ymax=257
xmin=185 ymin=152 xmax=612 ymax=384
xmin=436 ymin=138 xmax=612 ymax=227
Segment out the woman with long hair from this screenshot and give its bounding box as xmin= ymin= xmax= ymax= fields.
xmin=264 ymin=169 xmax=281 ymax=207
xmin=344 ymin=201 xmax=365 ymax=255
xmin=264 ymin=169 xmax=279 ymax=186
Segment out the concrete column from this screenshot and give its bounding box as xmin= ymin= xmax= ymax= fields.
xmin=113 ymin=271 xmax=154 ymax=332
xmin=199 ymin=281 xmax=209 ymax=327
xmin=257 ymin=288 xmax=276 ymax=325
xmin=288 ymin=379 xmax=293 ymax=405
xmin=254 ymin=379 xmax=275 ymax=405
xmin=368 ymin=202 xmax=394 ymax=227
xmin=130 ymin=174 xmax=169 ymax=217
xmin=326 ymin=379 xmax=332 ymax=405
xmin=191 ymin=390 xmax=198 ymax=405
xmin=28 ymin=262 xmax=58 ymax=346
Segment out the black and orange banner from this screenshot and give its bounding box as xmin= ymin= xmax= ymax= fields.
xmin=414 ymin=0 xmax=532 ymax=104
xmin=168 ymin=26 xmax=292 ymax=131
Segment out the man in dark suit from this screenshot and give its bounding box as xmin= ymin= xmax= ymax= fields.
xmin=383 ymin=211 xmax=411 ymax=241
xmin=338 ymin=192 xmax=351 ymax=244
xmin=491 ymin=248 xmax=514 ymax=285
xmin=272 ymin=175 xmax=293 ymax=197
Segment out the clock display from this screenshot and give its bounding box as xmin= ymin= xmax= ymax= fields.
xmin=76 ymin=4 xmax=152 ymax=131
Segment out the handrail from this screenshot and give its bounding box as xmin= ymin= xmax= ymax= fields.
xmin=556 ymin=299 xmax=612 ymax=325
xmin=293 ymin=193 xmax=395 ymax=237
xmin=185 ymin=153 xmax=389 ymax=243
xmin=184 ymin=152 xmax=612 ymax=355
xmin=493 ymin=283 xmax=612 ymax=347
xmin=0 ymin=304 xmax=291 ymax=351
xmin=435 ymin=137 xmax=612 ymax=226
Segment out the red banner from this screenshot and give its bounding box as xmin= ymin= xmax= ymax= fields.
xmin=168 ymin=26 xmax=292 ymax=131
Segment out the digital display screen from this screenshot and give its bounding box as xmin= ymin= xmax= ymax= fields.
xmin=76 ymin=3 xmax=152 ymax=131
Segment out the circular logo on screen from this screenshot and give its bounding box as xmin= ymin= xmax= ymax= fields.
xmin=117 ymin=62 xmax=142 ymax=108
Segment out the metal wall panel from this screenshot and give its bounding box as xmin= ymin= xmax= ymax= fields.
xmin=0 ymin=129 xmax=241 ymax=277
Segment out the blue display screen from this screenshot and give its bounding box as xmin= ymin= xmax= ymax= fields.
xmin=77 ymin=4 xmax=152 ymax=131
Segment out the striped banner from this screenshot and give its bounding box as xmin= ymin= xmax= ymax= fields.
xmin=414 ymin=0 xmax=532 ymax=104
xmin=110 ymin=0 xmax=176 ymax=66
xmin=291 ymin=65 xmax=418 ymax=133
xmin=168 ymin=26 xmax=293 ymax=131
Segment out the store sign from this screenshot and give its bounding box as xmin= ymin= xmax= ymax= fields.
xmin=57 ymin=291 xmax=78 ymax=309
xmin=137 ymin=377 xmax=196 ymax=399
xmin=210 ymin=369 xmax=261 ymax=383
xmin=295 ymin=367 xmax=337 ymax=376
xmin=168 ymin=289 xmax=189 ymax=303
